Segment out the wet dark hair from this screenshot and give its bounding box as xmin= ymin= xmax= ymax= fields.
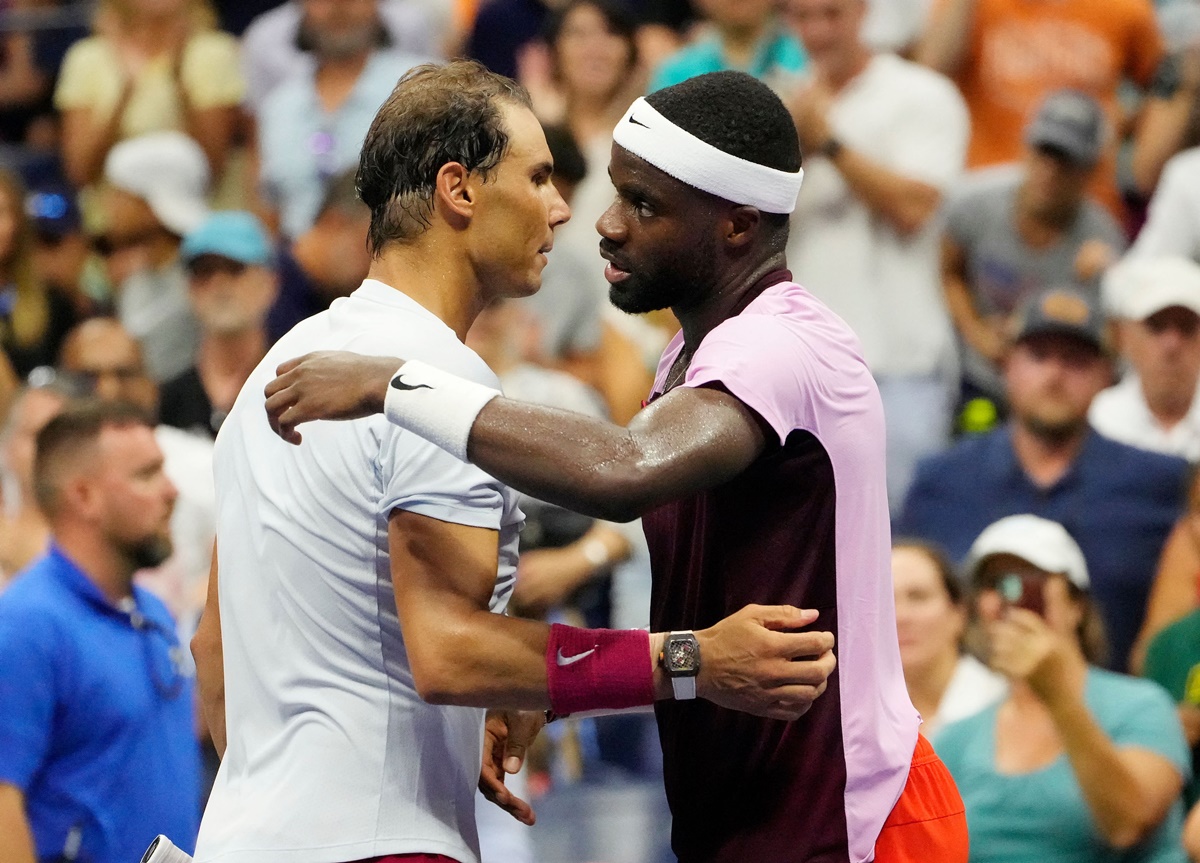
xmin=645 ymin=71 xmax=800 ymax=236
xmin=545 ymin=0 xmax=639 ymax=73
xmin=356 ymin=61 xmax=533 ymax=253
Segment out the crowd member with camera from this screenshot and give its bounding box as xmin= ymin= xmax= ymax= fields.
xmin=938 ymin=514 xmax=1191 ymax=863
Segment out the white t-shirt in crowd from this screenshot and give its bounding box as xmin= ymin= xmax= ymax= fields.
xmin=787 ymin=53 xmax=969 ymax=379
xmin=1130 ymin=147 xmax=1200 ymax=262
xmin=923 ymin=654 xmax=1008 ymax=741
xmin=195 ymin=279 xmax=523 ymax=863
xmin=1090 ymin=373 xmax=1200 ymax=463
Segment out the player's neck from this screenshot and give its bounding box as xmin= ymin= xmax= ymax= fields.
xmin=366 ymin=245 xmax=485 ymax=342
xmin=674 ymin=252 xmax=787 ymax=350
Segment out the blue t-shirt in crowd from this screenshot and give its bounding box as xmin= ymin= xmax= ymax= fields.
xmin=648 ymin=25 xmax=808 ymax=93
xmin=0 ymin=546 xmax=200 ymax=863
xmin=937 ymin=668 xmax=1189 ymax=863
xmin=896 ymin=427 xmax=1187 ymax=670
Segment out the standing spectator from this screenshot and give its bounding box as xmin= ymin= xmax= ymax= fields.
xmin=0 ymin=381 xmax=69 ymax=582
xmin=892 ymin=539 xmax=1006 ymax=740
xmin=240 ymin=0 xmax=440 ymax=113
xmin=58 ymin=317 xmax=216 ymax=635
xmin=0 ymin=169 xmax=77 ymax=378
xmin=267 ymin=170 xmax=372 ymax=343
xmin=159 ymin=212 xmax=277 ymax=439
xmin=897 ymin=286 xmax=1189 ymax=670
xmin=1131 ymin=145 xmax=1200 ymax=262
xmin=99 ymin=131 xmax=208 ymax=383
xmin=0 ymin=401 xmax=200 ymax=863
xmin=782 ymin=0 xmax=969 ymax=509
xmin=862 ymin=0 xmax=933 ymax=55
xmin=54 ymin=0 xmax=243 ymax=188
xmin=917 ymin=0 xmax=1163 ymax=219
xmin=1092 ymin=256 xmax=1200 ymax=462
xmin=938 ymin=514 xmax=1190 ymax=863
xmin=649 ymin=0 xmax=807 ymax=93
xmin=255 ymin=0 xmax=431 ymax=239
xmin=942 ymin=91 xmax=1126 ymax=407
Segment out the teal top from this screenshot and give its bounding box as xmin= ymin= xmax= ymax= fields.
xmin=937 ymin=668 xmax=1190 ymax=863
xmin=647 ymin=24 xmax=807 ymax=93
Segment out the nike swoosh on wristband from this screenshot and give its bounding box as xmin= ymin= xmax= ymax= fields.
xmin=556 ymin=647 xmax=596 ymax=666
xmin=390 ymin=376 xmax=433 ymax=392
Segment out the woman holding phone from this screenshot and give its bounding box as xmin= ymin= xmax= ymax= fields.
xmin=937 ymin=514 xmax=1191 ymax=863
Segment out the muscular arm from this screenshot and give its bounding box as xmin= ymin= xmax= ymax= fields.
xmin=191 ymin=548 xmax=225 ymax=757
xmin=0 ymin=784 xmax=36 ymax=863
xmin=391 ymin=509 xmax=833 ymax=717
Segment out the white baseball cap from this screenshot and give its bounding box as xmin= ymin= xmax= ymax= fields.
xmin=1102 ymin=255 xmax=1200 ymax=321
xmin=103 ymin=131 xmax=211 ymax=237
xmin=964 ymin=514 xmax=1090 ymax=590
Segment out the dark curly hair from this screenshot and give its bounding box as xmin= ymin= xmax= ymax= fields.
xmin=356 ymin=60 xmax=532 ymax=253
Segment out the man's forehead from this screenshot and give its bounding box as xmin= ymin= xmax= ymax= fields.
xmin=500 ymin=103 xmax=551 ymax=161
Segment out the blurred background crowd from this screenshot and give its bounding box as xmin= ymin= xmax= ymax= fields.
xmin=5 ymin=0 xmax=1200 ymax=861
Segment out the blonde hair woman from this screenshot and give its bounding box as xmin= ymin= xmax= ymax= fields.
xmin=54 ymin=0 xmax=243 ymax=188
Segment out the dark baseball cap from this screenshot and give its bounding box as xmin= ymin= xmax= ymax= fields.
xmin=1025 ymin=90 xmax=1106 ymax=168
xmin=1014 ymin=286 xmax=1108 ymax=353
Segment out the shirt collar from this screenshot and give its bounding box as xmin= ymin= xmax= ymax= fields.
xmin=997 ymin=423 xmax=1095 ymax=492
xmin=45 ymin=543 xmax=135 ymax=621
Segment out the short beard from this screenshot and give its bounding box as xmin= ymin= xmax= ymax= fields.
xmin=128 ymin=534 xmax=174 ymax=571
xmin=1021 ymin=412 xmax=1087 ymax=446
xmin=306 ymin=23 xmax=379 ymax=60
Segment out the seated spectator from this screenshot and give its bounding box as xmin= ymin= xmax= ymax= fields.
xmin=240 ymin=0 xmax=439 ymax=114
xmin=891 ymin=539 xmax=1006 ymax=739
xmin=783 ymin=0 xmax=969 ymax=509
xmin=938 ymin=514 xmax=1190 ymax=862
xmin=159 ymin=212 xmax=276 ymax=439
xmin=898 ymin=286 xmax=1189 ymax=670
xmin=649 ymin=0 xmax=806 ymax=93
xmin=862 ymin=0 xmax=933 ymax=55
xmin=58 ymin=317 xmax=215 ymax=632
xmin=25 ymin=182 xmax=103 ymax=319
xmin=1142 ymin=605 xmax=1200 ymax=809
xmin=255 ymin=0 xmax=431 ymax=239
xmin=267 ymin=170 xmax=372 ymax=342
xmin=0 ymin=169 xmax=78 ymax=378
xmin=0 ymin=380 xmax=70 ymax=582
xmin=54 ymin=0 xmax=243 ymax=188
xmin=942 ymin=90 xmax=1126 ymax=408
xmin=1131 ymin=145 xmax=1200 ymax=262
xmin=0 ymin=401 xmax=201 ymax=863
xmin=100 ymin=131 xmax=208 ymax=383
xmin=1092 ymin=256 xmax=1200 ymax=461
xmin=917 ymin=0 xmax=1164 ymax=220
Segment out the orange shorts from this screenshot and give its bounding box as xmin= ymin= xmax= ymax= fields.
xmin=873 ymin=734 xmax=969 ymax=863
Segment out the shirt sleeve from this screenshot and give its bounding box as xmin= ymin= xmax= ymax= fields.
xmin=682 ymin=313 xmax=815 ymax=444
xmin=1101 ymin=676 xmax=1192 ymax=779
xmin=0 ymin=607 xmax=59 ymax=790
xmin=180 ymin=31 xmax=245 ymax=110
xmin=52 ymin=37 xmax=102 ymax=110
xmin=1131 ymin=154 xmax=1200 ymax=260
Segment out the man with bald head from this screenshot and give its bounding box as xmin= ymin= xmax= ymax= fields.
xmin=58 ymin=318 xmax=216 ymax=629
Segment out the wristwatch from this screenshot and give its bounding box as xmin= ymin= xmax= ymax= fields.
xmin=660 ymin=631 xmax=700 ymax=700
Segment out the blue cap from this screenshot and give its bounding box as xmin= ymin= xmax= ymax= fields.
xmin=181 ymin=211 xmax=273 ymax=267
xmin=26 ymin=186 xmax=82 ymax=238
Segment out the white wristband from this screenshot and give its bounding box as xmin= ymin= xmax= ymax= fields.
xmin=382 ymin=359 xmax=501 ymax=462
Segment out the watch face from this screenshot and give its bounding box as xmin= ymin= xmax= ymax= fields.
xmin=667 ymin=635 xmax=699 ymax=673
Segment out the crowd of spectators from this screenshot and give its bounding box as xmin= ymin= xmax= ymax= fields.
xmin=3 ymin=0 xmax=1200 ymax=861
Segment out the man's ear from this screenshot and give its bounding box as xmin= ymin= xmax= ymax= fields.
xmin=724 ymin=206 xmax=762 ymax=249
xmin=434 ymin=162 xmax=474 ymax=225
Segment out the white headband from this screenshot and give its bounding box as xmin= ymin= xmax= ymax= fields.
xmin=611 ymin=97 xmax=804 ymax=214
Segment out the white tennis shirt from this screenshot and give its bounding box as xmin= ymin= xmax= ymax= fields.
xmin=195 ymin=280 xmax=522 ymax=863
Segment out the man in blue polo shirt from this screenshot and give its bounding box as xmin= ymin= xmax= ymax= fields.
xmin=0 ymin=402 xmax=199 ymax=863
xmin=897 ymin=286 xmax=1189 ymax=671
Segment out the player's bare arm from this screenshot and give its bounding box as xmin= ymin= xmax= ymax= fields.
xmin=265 ymin=351 xmax=768 ymax=522
xmin=389 ymin=509 xmax=835 ymax=723
xmin=191 ymin=546 xmax=226 ymax=757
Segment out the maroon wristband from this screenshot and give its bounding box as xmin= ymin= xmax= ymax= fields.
xmin=546 ymin=624 xmax=656 ymax=715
